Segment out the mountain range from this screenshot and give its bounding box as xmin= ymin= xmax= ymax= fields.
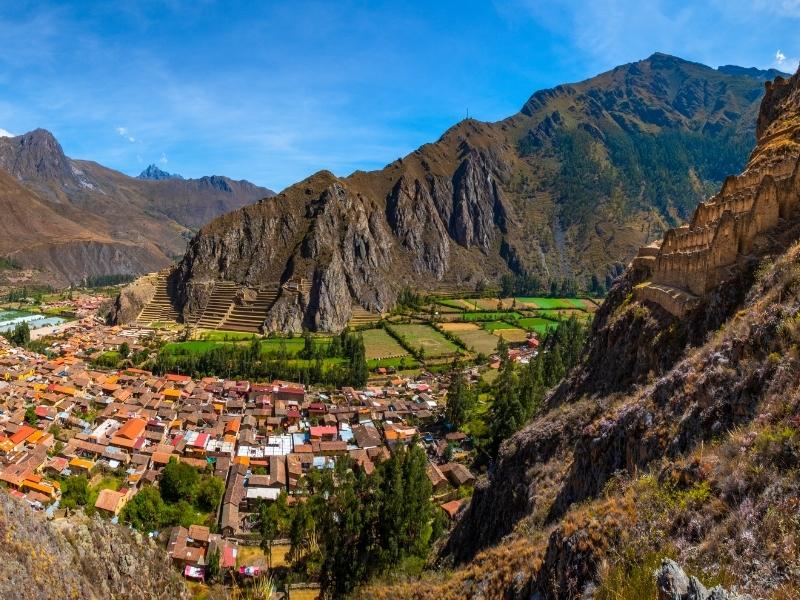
xmin=0 ymin=130 xmax=274 ymax=286
xmin=163 ymin=53 xmax=785 ymax=332
xmin=363 ymin=61 xmax=800 ymax=600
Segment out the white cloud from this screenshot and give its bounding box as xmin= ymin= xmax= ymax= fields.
xmin=115 ymin=126 xmax=136 ymax=142
xmin=773 ymin=49 xmax=799 ymax=72
xmin=0 ymin=128 xmax=14 ymax=138
xmin=159 ymin=152 xmax=168 ymax=165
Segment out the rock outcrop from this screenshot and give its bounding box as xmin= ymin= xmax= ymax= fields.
xmin=655 ymin=560 xmax=748 ymax=600
xmin=0 ymin=490 xmax=189 ymax=600
xmin=158 ymin=54 xmax=781 ymax=332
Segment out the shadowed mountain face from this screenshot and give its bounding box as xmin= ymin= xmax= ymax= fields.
xmin=0 ymin=130 xmax=274 ymax=286
xmin=171 ymin=53 xmax=784 ymax=332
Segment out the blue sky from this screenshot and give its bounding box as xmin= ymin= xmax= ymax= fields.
xmin=0 ymin=1 xmax=798 ymax=190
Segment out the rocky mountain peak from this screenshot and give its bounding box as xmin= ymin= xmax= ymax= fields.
xmin=0 ymin=127 xmax=75 ymax=184
xmin=137 ymin=164 xmax=184 ymax=180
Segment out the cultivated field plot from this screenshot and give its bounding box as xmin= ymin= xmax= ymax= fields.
xmin=436 ymin=298 xmax=481 ymax=310
xmin=471 ymin=297 xmax=518 ymax=311
xmin=454 ymin=327 xmax=503 ymax=354
xmin=461 ymin=311 xmax=523 ymax=322
xmin=439 ymin=322 xmax=480 ymax=332
xmin=517 ymin=317 xmax=560 ymax=335
xmin=198 ymin=329 xmax=260 ymax=341
xmin=361 ymin=328 xmax=410 ymax=360
xmin=482 ymin=320 xmax=517 ymax=331
xmin=161 ymin=336 xmax=332 ymax=357
xmin=492 ymin=327 xmax=528 ymax=343
xmin=391 ymin=323 xmax=459 ymax=357
xmin=515 ymin=297 xmax=592 ymax=310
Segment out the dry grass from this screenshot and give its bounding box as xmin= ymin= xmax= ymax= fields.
xmin=491 ymin=327 xmax=528 ymax=343
xmin=439 ymin=322 xmax=480 ymax=332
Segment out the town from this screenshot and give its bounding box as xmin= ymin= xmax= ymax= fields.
xmin=0 ymin=314 xmax=475 ymax=596
xmin=0 ymin=281 xmax=593 ymax=598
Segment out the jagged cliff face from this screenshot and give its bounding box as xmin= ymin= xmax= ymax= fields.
xmin=0 ymin=129 xmax=272 ymax=286
xmin=363 ymin=69 xmax=800 ymax=600
xmin=0 ymin=491 xmax=188 ymax=600
xmin=172 ymin=54 xmax=782 ymax=331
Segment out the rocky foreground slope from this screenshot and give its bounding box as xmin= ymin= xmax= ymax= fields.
xmin=0 ymin=129 xmax=272 ymax=286
xmin=161 ymin=54 xmax=782 ymax=332
xmin=0 ymin=491 xmax=188 ymax=600
xmin=360 ymin=71 xmax=800 ymax=599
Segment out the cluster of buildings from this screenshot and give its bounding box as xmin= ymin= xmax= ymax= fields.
xmin=0 ymin=320 xmax=475 ymax=580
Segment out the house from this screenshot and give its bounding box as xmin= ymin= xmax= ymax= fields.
xmin=94 ymin=488 xmax=128 ymax=516
xmin=440 ymin=462 xmax=475 ymax=488
xmin=440 ymin=498 xmax=465 ymax=519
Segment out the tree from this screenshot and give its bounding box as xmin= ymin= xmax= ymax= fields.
xmin=24 ymin=406 xmax=38 ymax=425
xmin=60 ymin=475 xmax=90 ymax=510
xmin=445 ymin=368 xmax=473 ymax=429
xmin=118 ymin=342 xmax=130 ymax=358
xmin=196 ymin=476 xmax=224 ymax=512
xmin=259 ymin=500 xmax=280 ymax=569
xmin=8 ymin=321 xmax=30 ymax=346
xmin=206 ymin=548 xmax=221 ymax=583
xmin=120 ymin=486 xmax=165 ymax=531
xmin=159 ymin=458 xmax=199 ymax=503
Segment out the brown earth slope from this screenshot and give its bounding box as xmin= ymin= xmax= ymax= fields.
xmin=0 ymin=129 xmax=273 ymax=286
xmin=360 ymin=69 xmax=800 ymax=599
xmin=168 ymin=54 xmax=784 ymax=332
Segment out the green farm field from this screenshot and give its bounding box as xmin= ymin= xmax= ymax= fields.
xmin=515 ymin=297 xmax=591 ymax=310
xmin=453 ymin=328 xmax=503 ymax=354
xmin=461 ymin=311 xmax=522 ymax=322
xmin=361 ymin=328 xmax=410 ymax=360
xmin=516 ymin=317 xmax=560 ymax=335
xmin=390 ymin=323 xmax=460 ymax=358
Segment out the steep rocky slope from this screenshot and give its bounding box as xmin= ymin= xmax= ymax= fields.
xmin=168 ymin=54 xmax=783 ymax=331
xmin=0 ymin=129 xmax=272 ymax=286
xmin=361 ymin=70 xmax=800 ymax=599
xmin=0 ymin=490 xmax=188 ymax=600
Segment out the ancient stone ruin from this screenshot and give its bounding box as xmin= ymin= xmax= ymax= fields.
xmin=633 ymin=129 xmax=800 ymax=316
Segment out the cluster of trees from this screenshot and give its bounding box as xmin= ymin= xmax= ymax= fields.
xmin=81 ymin=273 xmax=136 ymax=288
xmin=4 ymin=287 xmax=51 ymax=302
xmin=487 ymin=317 xmax=587 ymax=455
xmin=260 ymin=446 xmax=442 ymax=598
xmin=395 ymin=287 xmax=425 ymax=311
xmin=120 ymin=459 xmax=224 ymax=531
xmin=605 ymin=127 xmax=750 ymax=218
xmin=499 ymin=273 xmax=595 ymax=298
xmin=154 ymin=331 xmax=368 ymax=388
xmin=546 ymin=125 xmax=751 ymax=232
xmin=5 ymin=321 xmax=30 ymax=346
